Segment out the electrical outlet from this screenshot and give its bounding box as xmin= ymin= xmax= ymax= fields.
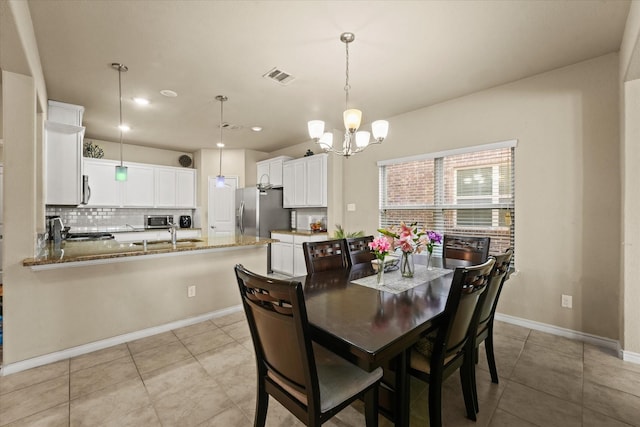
xmin=347 ymin=203 xmax=356 ymax=212
xmin=561 ymin=294 xmax=572 ymax=308
xmin=187 ymin=285 xmax=196 ymax=298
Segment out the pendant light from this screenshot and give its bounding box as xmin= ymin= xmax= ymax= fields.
xmin=215 ymin=95 xmax=228 ymax=188
xmin=307 ymin=33 xmax=389 ymax=157
xmin=112 ymin=62 xmax=129 ymax=181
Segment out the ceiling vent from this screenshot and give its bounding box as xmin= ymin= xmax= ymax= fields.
xmin=263 ymin=67 xmax=295 ymax=86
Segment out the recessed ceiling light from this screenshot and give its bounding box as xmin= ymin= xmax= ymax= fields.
xmin=251 ymin=126 xmax=263 ymax=132
xmin=133 ymin=97 xmax=149 ymax=105
xmin=118 ymin=124 xmax=130 ymax=132
xmin=216 ymin=142 xmax=225 ymax=148
xmin=160 ymin=89 xmax=178 ymax=97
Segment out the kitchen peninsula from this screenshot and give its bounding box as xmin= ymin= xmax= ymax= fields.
xmin=5 ymin=235 xmax=272 ymax=374
xmin=23 ymin=235 xmax=275 ymax=269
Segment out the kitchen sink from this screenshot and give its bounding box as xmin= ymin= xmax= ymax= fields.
xmin=131 ymin=238 xmax=203 ymax=246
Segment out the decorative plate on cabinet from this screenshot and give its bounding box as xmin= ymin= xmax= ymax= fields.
xmin=179 ymin=154 xmax=192 ymax=167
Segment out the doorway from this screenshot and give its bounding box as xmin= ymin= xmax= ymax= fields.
xmin=208 ymin=176 xmax=238 ymax=238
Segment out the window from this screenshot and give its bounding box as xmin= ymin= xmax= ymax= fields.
xmin=378 ymin=140 xmax=516 ymax=258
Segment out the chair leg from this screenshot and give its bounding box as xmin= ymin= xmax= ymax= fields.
xmin=460 ymin=358 xmax=477 ymax=421
xmin=363 ymin=385 xmax=379 ymax=427
xmin=485 ymin=333 xmax=499 ymax=384
xmin=470 ymin=356 xmax=479 ymax=414
xmin=428 ymin=377 xmax=443 ymax=427
xmin=254 ymin=381 xmax=269 ymax=427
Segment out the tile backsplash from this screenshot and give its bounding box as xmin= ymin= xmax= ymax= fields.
xmin=45 ymin=207 xmax=193 ymax=231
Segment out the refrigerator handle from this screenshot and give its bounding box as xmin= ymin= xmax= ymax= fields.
xmin=239 ymin=200 xmax=245 ymax=234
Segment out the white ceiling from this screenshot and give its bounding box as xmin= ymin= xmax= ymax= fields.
xmin=25 ymin=0 xmax=630 ymax=153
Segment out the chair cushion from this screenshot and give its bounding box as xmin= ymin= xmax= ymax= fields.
xmin=411 ymin=332 xmax=457 ymax=374
xmin=267 ymin=343 xmax=383 ymax=413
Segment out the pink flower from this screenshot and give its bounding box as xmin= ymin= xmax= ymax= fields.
xmin=369 ymin=236 xmax=391 ymax=260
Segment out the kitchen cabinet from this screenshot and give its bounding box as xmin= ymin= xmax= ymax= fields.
xmin=122 ymin=164 xmax=155 ymax=207
xmin=155 ymin=167 xmax=196 ymax=208
xmin=83 ymin=159 xmax=121 ymax=207
xmin=83 ymin=160 xmax=196 ymax=208
xmin=155 ymin=168 xmax=178 ymax=208
xmin=48 ymin=100 xmax=84 ymax=126
xmin=256 ymin=156 xmax=292 ymax=188
xmin=282 ymin=154 xmax=327 ymax=208
xmin=44 ymin=119 xmax=85 ymax=206
xmin=176 ymin=169 xmax=196 ymax=207
xmin=271 ymin=232 xmax=328 ymax=276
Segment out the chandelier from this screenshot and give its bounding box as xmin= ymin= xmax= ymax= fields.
xmin=307 ymin=32 xmax=389 ymax=157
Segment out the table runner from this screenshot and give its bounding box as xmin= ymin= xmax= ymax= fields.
xmin=351 ymin=265 xmax=451 ymax=294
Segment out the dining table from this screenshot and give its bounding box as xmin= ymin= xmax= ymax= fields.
xmin=298 ymin=262 xmax=455 ymax=427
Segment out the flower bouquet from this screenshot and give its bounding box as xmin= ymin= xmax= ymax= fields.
xmin=378 ymin=222 xmax=443 ymax=274
xmin=368 ymin=236 xmax=391 ymax=284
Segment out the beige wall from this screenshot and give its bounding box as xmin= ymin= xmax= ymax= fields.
xmin=6 ymin=247 xmax=266 ymax=363
xmin=194 ymin=148 xmax=247 ymax=232
xmin=622 ymin=79 xmax=640 ymax=353
xmin=83 ymin=138 xmax=194 ymax=168
xmin=338 ymin=54 xmax=621 ymax=340
xmin=620 ymin=1 xmax=640 ymax=354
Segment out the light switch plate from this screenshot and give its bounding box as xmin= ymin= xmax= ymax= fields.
xmin=347 ymin=203 xmax=356 ymax=212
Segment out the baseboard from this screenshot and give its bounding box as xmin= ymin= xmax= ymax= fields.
xmin=0 ymin=305 xmax=243 ymax=376
xmin=621 ymin=349 xmax=640 ymax=364
xmin=494 ymin=313 xmax=620 ymax=351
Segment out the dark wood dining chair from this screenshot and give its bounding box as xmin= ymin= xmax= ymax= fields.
xmin=409 ymin=258 xmax=495 ymax=427
xmin=474 ymin=248 xmax=513 ymax=385
xmin=234 ymin=264 xmax=383 ymax=427
xmin=345 ymin=235 xmax=375 ymax=267
xmin=442 ymin=234 xmax=491 ymax=269
xmin=302 ymin=239 xmax=350 ymax=274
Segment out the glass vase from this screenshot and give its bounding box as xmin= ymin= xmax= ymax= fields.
xmin=376 ymin=258 xmax=385 ymax=285
xmin=427 ymin=250 xmax=434 ymax=270
xmin=400 ymin=252 xmax=415 ymax=278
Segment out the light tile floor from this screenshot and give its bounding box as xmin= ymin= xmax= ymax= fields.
xmin=1 ymin=315 xmax=639 ymax=426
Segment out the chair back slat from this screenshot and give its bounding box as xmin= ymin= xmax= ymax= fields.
xmin=477 ymin=248 xmax=513 ymax=332
xmin=443 ymin=259 xmax=494 ymax=357
xmin=443 ymin=235 xmax=491 ymax=269
xmin=345 ymin=236 xmax=375 ymax=266
xmin=303 ymin=239 xmax=350 ymax=274
xmin=234 ymin=265 xmax=318 ymax=403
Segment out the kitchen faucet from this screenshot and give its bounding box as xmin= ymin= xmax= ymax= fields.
xmin=168 ymin=222 xmax=178 ymax=246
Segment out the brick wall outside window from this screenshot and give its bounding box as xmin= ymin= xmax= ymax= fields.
xmin=379 ymin=146 xmax=514 ymax=256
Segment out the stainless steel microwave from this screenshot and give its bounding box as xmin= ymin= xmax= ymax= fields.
xmin=144 ymin=215 xmax=173 ymax=229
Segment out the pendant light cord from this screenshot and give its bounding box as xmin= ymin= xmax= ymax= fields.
xmin=220 ymin=98 xmax=223 ymax=174
xmin=118 ymin=66 xmax=124 ymax=167
xmin=215 ymin=95 xmax=228 ymax=178
xmin=344 ymin=39 xmax=350 ymax=111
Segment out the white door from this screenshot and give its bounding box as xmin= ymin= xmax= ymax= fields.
xmin=208 ymin=176 xmax=238 ymax=238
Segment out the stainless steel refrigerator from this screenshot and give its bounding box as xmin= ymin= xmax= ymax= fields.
xmin=236 ymin=187 xmax=290 ymax=271
xmin=236 ymin=187 xmax=290 ymax=237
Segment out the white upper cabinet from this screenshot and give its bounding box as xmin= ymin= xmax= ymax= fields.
xmin=122 ymin=164 xmax=155 ymax=207
xmin=256 ymin=156 xmax=292 ymax=188
xmin=45 ymin=101 xmax=85 ymax=205
xmin=155 ymin=168 xmax=178 ymax=208
xmin=305 ymin=154 xmax=327 ymax=207
xmin=176 ymin=169 xmax=196 ymax=208
xmin=282 ymin=154 xmax=327 ymax=208
xmin=155 ymin=167 xmax=196 ymax=208
xmin=84 ymin=159 xmax=196 ymax=208
xmin=84 ymin=159 xmax=121 ymax=207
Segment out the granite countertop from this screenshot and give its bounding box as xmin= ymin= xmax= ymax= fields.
xmin=271 ymin=229 xmax=329 ymax=237
xmin=23 ymin=235 xmax=275 ymax=268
